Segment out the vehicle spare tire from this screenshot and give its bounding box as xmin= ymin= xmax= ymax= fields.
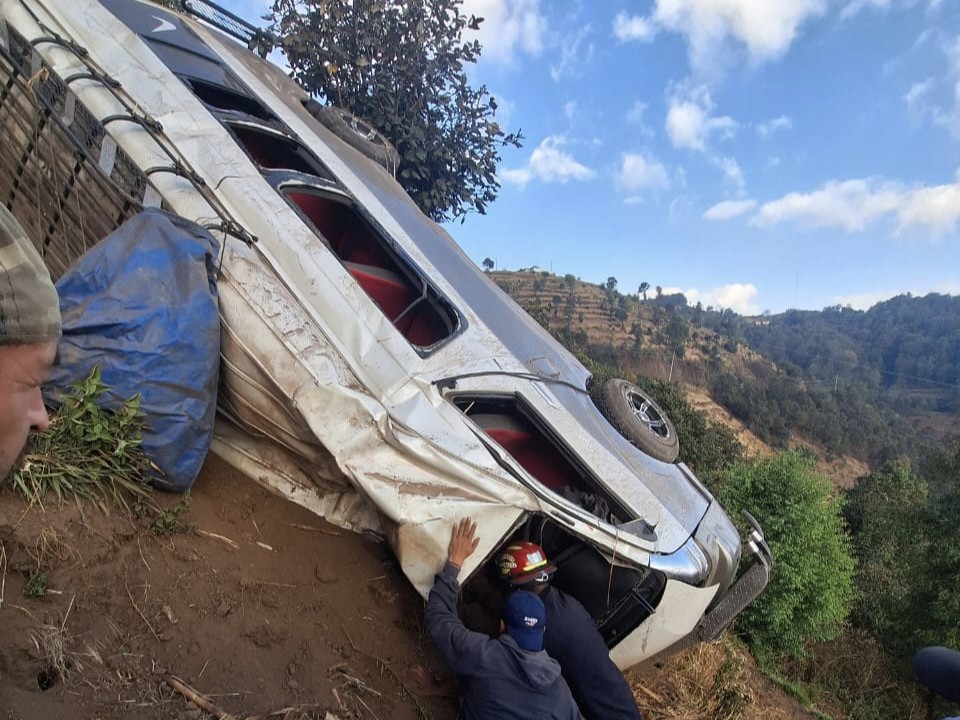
xmin=599 ymin=378 xmax=680 ymax=463
xmin=313 ymin=105 xmax=400 ymax=174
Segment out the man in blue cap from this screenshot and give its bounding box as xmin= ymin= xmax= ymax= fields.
xmin=498 ymin=540 xmax=643 ymax=720
xmin=424 ymin=517 xmax=583 ymax=720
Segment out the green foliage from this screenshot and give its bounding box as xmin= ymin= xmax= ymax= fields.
xmin=844 ymin=460 xmax=927 ymax=655
xmin=708 ymin=364 xmax=911 ymax=463
xmin=665 ymin=314 xmax=689 ymax=358
xmin=13 ymin=366 xmax=153 ymax=513
xmin=636 ymin=379 xmax=744 ymax=480
xmin=151 ymin=491 xmax=191 ymax=535
xmin=730 ymin=293 xmax=960 ymax=460
xmin=271 ymin=0 xmax=522 ymax=222
xmin=25 ymin=570 xmax=47 ymax=597
xmin=845 ymin=441 xmax=960 ymax=656
xmin=713 ymin=451 xmax=856 ymax=658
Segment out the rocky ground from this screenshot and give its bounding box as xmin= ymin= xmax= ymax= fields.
xmin=0 ymin=455 xmax=812 ymax=720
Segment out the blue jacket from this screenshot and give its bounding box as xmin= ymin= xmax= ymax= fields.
xmin=425 ymin=563 xmax=583 ymax=720
xmin=541 ymin=586 xmax=642 ymax=720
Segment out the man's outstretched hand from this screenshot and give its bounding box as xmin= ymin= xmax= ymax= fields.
xmin=447 ymin=517 xmax=479 ymax=569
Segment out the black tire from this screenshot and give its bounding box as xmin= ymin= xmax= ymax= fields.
xmin=599 ymin=378 xmax=679 ymax=463
xmin=313 ymin=106 xmax=400 ymax=174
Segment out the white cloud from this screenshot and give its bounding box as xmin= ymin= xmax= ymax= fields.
xmin=905 ymin=35 xmax=960 ymax=137
xmin=626 ymin=100 xmax=655 ymax=138
xmin=841 ymin=0 xmax=892 ymax=19
xmin=684 ymin=283 xmax=761 ymax=314
xmin=500 ymin=135 xmax=596 ymax=187
xmin=704 ymin=198 xmax=757 ymax=220
xmin=550 ymin=24 xmax=594 ymax=82
xmin=461 ymin=0 xmax=546 ymax=64
xmin=932 ymin=35 xmax=960 ymax=136
xmin=613 ymin=11 xmax=657 ymax=42
xmin=752 ymin=178 xmax=904 ymax=231
xmin=756 ymin=115 xmax=793 ymax=137
xmin=712 ymin=155 xmax=745 ymax=189
xmin=750 ymin=169 xmax=960 ymax=235
xmin=897 ymin=172 xmax=960 ymax=234
xmin=665 ymin=85 xmax=737 ymax=151
xmin=650 ymin=0 xmax=826 ymax=75
xmin=904 ymin=79 xmax=934 ymax=117
xmin=616 ymin=153 xmax=669 ymax=192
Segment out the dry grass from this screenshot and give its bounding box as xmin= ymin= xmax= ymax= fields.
xmin=630 ymin=638 xmax=754 ymax=720
xmin=777 ymin=630 xmax=928 ymax=720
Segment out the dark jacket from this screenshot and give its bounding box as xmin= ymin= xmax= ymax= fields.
xmin=541 ymin=586 xmax=642 ymax=720
xmin=425 ymin=563 xmax=583 ymax=720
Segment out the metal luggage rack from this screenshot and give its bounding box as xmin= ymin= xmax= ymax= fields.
xmin=0 ymin=20 xmax=255 ymax=278
xmin=178 ymin=0 xmax=276 ymax=57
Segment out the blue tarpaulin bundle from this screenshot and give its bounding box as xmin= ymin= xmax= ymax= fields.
xmin=48 ymin=209 xmax=221 ymax=492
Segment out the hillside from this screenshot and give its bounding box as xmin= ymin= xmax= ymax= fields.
xmin=488 ymin=269 xmax=956 ymax=468
xmin=487 ymin=269 xmax=763 ymax=388
xmin=488 ymin=270 xmax=868 ymax=473
xmin=742 ymin=294 xmax=960 ymax=415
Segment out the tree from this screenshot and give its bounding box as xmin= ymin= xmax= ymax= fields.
xmin=713 ymin=451 xmax=855 ymax=658
xmin=482 ymin=257 xmax=494 ymax=272
xmin=655 ymin=285 xmax=663 ymax=299
xmin=638 ymin=281 xmax=649 ymax=300
xmin=845 ymin=443 xmax=960 ymax=657
xmin=666 ymin=314 xmax=689 ymax=358
xmin=606 ymin=276 xmax=618 ymax=293
xmin=844 ymin=460 xmax=930 ymax=655
xmin=271 ymin=0 xmax=523 ymax=222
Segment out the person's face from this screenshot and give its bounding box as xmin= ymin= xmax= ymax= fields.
xmin=0 ymin=340 xmax=57 ymax=479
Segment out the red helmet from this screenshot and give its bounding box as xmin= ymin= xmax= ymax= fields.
xmin=497 ymin=541 xmax=557 ymax=585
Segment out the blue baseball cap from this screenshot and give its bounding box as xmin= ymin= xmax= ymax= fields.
xmin=502 ymin=591 xmax=546 ymax=652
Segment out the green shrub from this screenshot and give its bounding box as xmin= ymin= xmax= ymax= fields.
xmin=714 ymin=450 xmax=856 ymax=658
xmin=844 ymin=460 xmax=928 ymax=656
xmin=845 ymin=444 xmax=960 ymax=656
xmin=13 ymin=366 xmax=152 ymax=512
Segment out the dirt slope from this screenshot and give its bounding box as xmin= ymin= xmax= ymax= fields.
xmin=0 ymin=455 xmax=456 ymax=720
xmin=0 ymin=455 xmax=813 ymax=720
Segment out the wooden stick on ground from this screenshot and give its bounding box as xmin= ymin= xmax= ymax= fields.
xmin=288 ymin=523 xmax=340 ymax=536
xmin=633 ymin=683 xmax=664 ymax=702
xmin=195 ymin=529 xmax=240 ymax=550
xmin=166 ymin=674 xmax=240 ymax=720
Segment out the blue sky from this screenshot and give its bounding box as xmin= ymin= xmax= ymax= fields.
xmin=224 ymin=0 xmax=960 ymax=314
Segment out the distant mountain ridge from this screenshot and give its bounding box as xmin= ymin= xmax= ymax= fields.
xmin=742 ymin=293 xmax=960 ymax=411
xmin=488 ymin=270 xmax=958 ymax=464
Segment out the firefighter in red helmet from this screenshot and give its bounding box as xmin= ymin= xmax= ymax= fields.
xmin=497 ymin=540 xmax=643 ymax=720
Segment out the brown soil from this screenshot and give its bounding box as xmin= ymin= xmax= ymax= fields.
xmin=0 ymin=454 xmax=813 ymax=720
xmin=683 ymin=384 xmax=771 ymax=458
xmin=0 ymin=455 xmax=457 ymax=720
